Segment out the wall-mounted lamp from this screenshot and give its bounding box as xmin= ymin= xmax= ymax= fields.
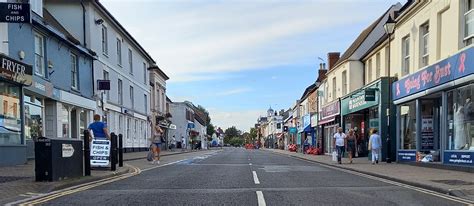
xmin=18 ymin=50 xmax=25 ymax=60
xmin=48 ymin=60 xmax=54 ymax=69
xmin=95 ymin=19 xmax=104 ymax=25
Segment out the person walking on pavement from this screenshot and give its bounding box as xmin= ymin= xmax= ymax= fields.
xmin=368 ymin=128 xmax=382 ymax=164
xmin=150 ymin=125 xmax=164 ymax=165
xmin=346 ymin=129 xmax=357 ymax=164
xmin=333 ymin=127 xmax=346 ymax=164
xmin=88 ymin=114 xmax=110 ymax=141
xmin=181 ymin=136 xmax=186 ymax=151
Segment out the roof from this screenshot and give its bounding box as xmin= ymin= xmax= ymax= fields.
xmin=333 ymin=7 xmax=389 ymax=68
xmin=361 ymin=33 xmax=388 ymax=61
xmin=94 ymin=0 xmax=155 ymax=64
xmin=299 ymin=83 xmax=317 ymax=101
xmin=43 ymin=9 xmax=81 ymax=45
xmin=166 ymin=96 xmax=172 ymax=103
xmin=148 ymin=65 xmax=170 ymax=80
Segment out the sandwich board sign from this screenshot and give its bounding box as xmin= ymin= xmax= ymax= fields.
xmin=90 ymin=140 xmax=110 ymax=167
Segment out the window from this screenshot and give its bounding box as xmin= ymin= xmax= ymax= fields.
xmin=420 ymin=23 xmax=429 ymax=67
xmin=375 ymin=53 xmax=380 ymax=79
xmin=128 ymin=49 xmax=133 ymax=74
xmin=117 ymin=38 xmax=122 ymax=65
xmin=61 ymin=105 xmax=69 ymax=138
xmin=447 ymin=84 xmax=474 ymax=150
xmin=119 ymin=115 xmax=124 ymax=136
xmin=127 ymin=118 xmax=131 ymax=139
xmin=402 ymin=35 xmax=410 ymax=76
xmin=332 ymin=77 xmax=336 ymax=99
xmin=134 ymin=120 xmax=138 ymax=138
xmin=157 ymin=88 xmax=161 ymax=112
xmin=342 ymin=71 xmax=347 ymax=95
xmin=34 ymin=33 xmax=45 ymax=77
xmin=368 ymin=59 xmax=372 ymax=82
xmin=399 ymin=101 xmax=416 ymax=150
xmin=1 ymin=83 xmax=23 ymax=144
xmin=385 ymin=46 xmax=389 ymax=76
xmin=71 ymin=53 xmax=78 ymax=89
xmin=103 ymin=71 xmax=109 ymax=100
xmin=130 ymin=86 xmax=134 ymax=108
xmin=143 ymin=62 xmax=147 ymax=84
xmin=144 ymin=94 xmax=148 ymax=113
xmin=24 ymin=95 xmax=43 ymax=140
xmin=118 ymin=79 xmax=123 ymax=104
xmin=465 ymin=0 xmax=474 ymax=43
xmin=102 ymin=25 xmax=108 ymax=55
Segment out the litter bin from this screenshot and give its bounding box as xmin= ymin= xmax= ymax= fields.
xmin=35 ymin=137 xmax=83 ymax=181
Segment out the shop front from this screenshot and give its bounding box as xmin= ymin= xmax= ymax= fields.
xmin=319 ymin=100 xmax=340 ymax=155
xmin=341 ymin=77 xmax=396 ymax=159
xmin=393 ymin=47 xmax=474 ymax=167
xmin=311 ymin=113 xmax=319 ymax=149
xmin=0 ymin=53 xmax=33 ymax=166
xmin=300 ymin=114 xmax=313 ymax=150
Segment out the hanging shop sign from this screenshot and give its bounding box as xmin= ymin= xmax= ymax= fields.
xmin=0 ymin=53 xmax=32 ymax=85
xmin=392 ymin=47 xmax=474 ymax=100
xmin=364 ymin=89 xmax=376 ymax=101
xmin=319 ymin=101 xmax=339 ymax=125
xmin=0 ymin=3 xmax=30 ymax=23
xmin=289 ymin=127 xmax=297 ymax=134
xmin=302 ymin=114 xmax=311 ymax=130
xmin=310 ymin=114 xmax=318 ymax=127
xmin=443 ymin=151 xmax=473 ymax=166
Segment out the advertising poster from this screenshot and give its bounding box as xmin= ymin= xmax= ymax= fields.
xmin=421 ymin=117 xmax=434 ymax=150
xmin=90 ymin=140 xmax=111 ymax=167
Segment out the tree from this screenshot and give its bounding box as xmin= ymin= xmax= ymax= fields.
xmin=196 ymin=105 xmax=211 ymax=125
xmin=224 ymin=126 xmax=241 ymax=144
xmin=249 ymin=128 xmax=257 ymax=142
xmin=207 ymin=123 xmax=215 ymax=136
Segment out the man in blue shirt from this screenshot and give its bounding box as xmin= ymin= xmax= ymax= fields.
xmin=88 ymin=114 xmax=110 ymax=141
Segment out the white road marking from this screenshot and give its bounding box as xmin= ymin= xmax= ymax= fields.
xmin=256 ymin=191 xmax=266 ymax=206
xmin=249 ymin=163 xmax=252 ymax=165
xmin=252 ymin=171 xmax=260 ymax=184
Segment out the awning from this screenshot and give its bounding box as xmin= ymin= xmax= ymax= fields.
xmin=318 ymin=117 xmax=336 ymax=125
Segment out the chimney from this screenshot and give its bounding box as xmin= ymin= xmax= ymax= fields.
xmin=327 ymin=52 xmax=340 ymax=70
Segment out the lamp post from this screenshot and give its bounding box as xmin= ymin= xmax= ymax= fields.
xmin=383 ymin=15 xmax=396 ymax=163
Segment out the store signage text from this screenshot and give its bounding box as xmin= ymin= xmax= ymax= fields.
xmin=444 ymin=151 xmax=473 ymax=166
xmin=320 ymin=101 xmax=339 ymax=119
xmin=0 ymin=53 xmax=32 ymax=85
xmin=0 ymin=3 xmax=30 ymax=23
xmin=393 ymin=48 xmax=474 ymax=100
xmin=349 ymin=95 xmax=367 ymax=110
xmin=397 ymin=150 xmax=416 ymax=162
xmin=90 ymin=140 xmax=110 ymax=167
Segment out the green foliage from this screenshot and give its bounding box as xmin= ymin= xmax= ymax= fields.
xmin=207 ymin=123 xmax=215 ymax=136
xmin=249 ymin=128 xmax=257 ymax=141
xmin=229 ymin=137 xmax=244 ymax=146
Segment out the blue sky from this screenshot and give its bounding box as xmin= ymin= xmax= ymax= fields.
xmin=102 ymin=0 xmax=402 ymax=132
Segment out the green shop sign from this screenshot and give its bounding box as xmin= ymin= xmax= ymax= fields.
xmin=341 ymin=84 xmax=380 ymax=115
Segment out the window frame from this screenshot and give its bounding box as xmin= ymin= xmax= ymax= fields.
xmin=342 ymin=70 xmax=347 ymax=95
xmin=143 ymin=62 xmax=147 ymax=84
xmin=402 ymin=35 xmax=410 ymax=76
xmin=130 ymin=86 xmax=134 ymax=109
xmin=128 ymin=49 xmax=133 ymax=75
xmin=420 ymin=22 xmax=429 ymax=67
xmin=375 ymin=53 xmax=381 ymax=79
xmin=118 ymin=79 xmax=123 ymax=105
xmin=103 ymin=70 xmax=110 ymax=100
xmin=34 ymin=32 xmax=45 ymax=77
xmin=70 ymin=53 xmax=79 ymax=89
xmin=102 ymin=25 xmax=108 ymax=56
xmin=116 ymin=38 xmax=122 ymax=66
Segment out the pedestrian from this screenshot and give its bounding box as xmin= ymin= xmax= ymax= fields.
xmin=346 ymin=129 xmax=357 ymax=163
xmin=333 ymin=127 xmax=346 ymax=164
xmin=181 ymin=136 xmax=186 ymax=151
xmin=150 ymin=125 xmax=164 ymax=165
xmin=368 ymin=128 xmax=382 ymax=164
xmin=88 ymin=114 xmax=110 ymax=141
xmin=303 ymin=138 xmax=309 ymax=154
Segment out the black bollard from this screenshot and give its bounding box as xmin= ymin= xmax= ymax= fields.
xmin=118 ymin=134 xmax=123 ymax=167
xmin=110 ymin=133 xmax=117 ymax=171
xmin=83 ymin=130 xmax=91 ymax=176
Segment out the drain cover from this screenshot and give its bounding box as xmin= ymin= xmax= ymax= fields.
xmin=0 ymin=176 xmax=29 ymax=183
xmin=432 ymin=180 xmax=474 ymax=186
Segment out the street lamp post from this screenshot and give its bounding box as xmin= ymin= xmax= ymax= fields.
xmin=384 ymin=15 xmax=396 ymax=163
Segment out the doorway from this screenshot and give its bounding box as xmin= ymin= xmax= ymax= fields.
xmin=420 ymin=95 xmax=441 ymax=161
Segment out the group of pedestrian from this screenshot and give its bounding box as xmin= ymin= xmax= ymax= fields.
xmin=333 ymin=127 xmax=381 ymax=165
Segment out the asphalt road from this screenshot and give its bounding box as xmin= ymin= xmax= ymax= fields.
xmin=38 ymin=148 xmax=467 ymax=206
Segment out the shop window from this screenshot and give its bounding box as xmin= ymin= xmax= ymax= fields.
xmin=61 ymin=105 xmax=69 ymax=138
xmin=80 ymin=110 xmax=87 ymax=140
xmin=24 ymin=95 xmax=43 ymax=140
xmin=447 ymin=84 xmax=474 ymax=150
xmin=399 ymin=101 xmax=416 ymax=149
xmin=0 ymin=82 xmax=21 ymax=144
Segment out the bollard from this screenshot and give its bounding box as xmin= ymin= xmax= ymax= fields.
xmin=118 ymin=134 xmax=123 ymax=167
xmin=110 ymin=133 xmax=117 ymax=171
xmin=83 ymin=130 xmax=91 ymax=176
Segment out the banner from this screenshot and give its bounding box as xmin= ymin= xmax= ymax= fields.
xmin=90 ymin=140 xmax=111 ymax=167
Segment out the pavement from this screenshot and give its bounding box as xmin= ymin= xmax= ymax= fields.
xmin=267 ymin=148 xmax=474 ymax=202
xmin=0 ymin=149 xmax=203 ymax=205
xmin=15 ymin=147 xmax=474 ymax=206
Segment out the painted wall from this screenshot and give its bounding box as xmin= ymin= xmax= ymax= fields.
xmin=169 ymin=103 xmax=194 ymax=146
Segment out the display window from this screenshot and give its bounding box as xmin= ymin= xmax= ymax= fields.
xmin=447 ymin=84 xmax=474 ymax=151
xmin=399 ymin=101 xmax=417 ymax=150
xmin=0 ymin=82 xmax=21 ymax=145
xmin=24 ymin=95 xmax=43 ymax=141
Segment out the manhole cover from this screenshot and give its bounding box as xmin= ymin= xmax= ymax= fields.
xmin=0 ymin=176 xmax=29 ymax=183
xmin=432 ymin=180 xmax=474 ymax=186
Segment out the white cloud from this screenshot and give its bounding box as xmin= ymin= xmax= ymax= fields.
xmin=209 ymin=109 xmax=264 ymax=132
xmin=215 ymin=88 xmax=252 ymax=96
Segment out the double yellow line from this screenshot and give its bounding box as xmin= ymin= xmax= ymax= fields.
xmin=17 ymin=165 xmax=141 ymax=206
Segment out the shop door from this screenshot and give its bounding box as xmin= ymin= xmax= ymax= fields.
xmin=421 ymin=98 xmax=441 ymax=161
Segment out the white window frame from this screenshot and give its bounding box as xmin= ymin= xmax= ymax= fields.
xmin=103 ymin=70 xmax=110 ymax=100
xmin=71 ymin=53 xmax=79 ymax=89
xmin=130 ymin=86 xmax=134 ymax=108
xmin=128 ymin=49 xmax=133 ymax=75
xmin=102 ymin=25 xmax=108 ymax=55
xmin=332 ymin=77 xmax=336 ymax=99
xmin=420 ymin=22 xmax=429 ymax=67
xmin=117 ymin=38 xmax=122 ymax=66
xmin=34 ymin=32 xmax=45 ymax=77
xmin=464 ymin=0 xmax=474 ymax=43
xmin=143 ymin=62 xmax=147 ymax=84
xmin=118 ymin=79 xmax=123 ymax=105
xmin=144 ymin=94 xmax=148 ymax=113
xmin=402 ymin=35 xmax=410 ymax=76
xmin=342 ymin=71 xmax=347 ymax=95
xmin=375 ymin=53 xmax=381 ymax=79
xmin=368 ymin=59 xmax=373 ymax=82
